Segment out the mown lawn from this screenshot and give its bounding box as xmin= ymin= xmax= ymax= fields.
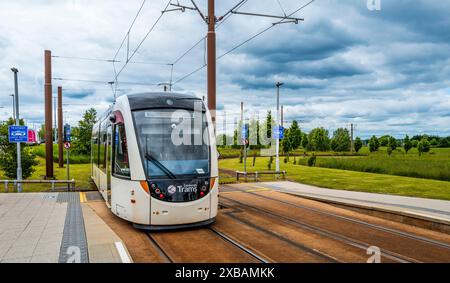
xmin=32 ymin=144 xmax=91 ymax=164
xmin=219 ymin=157 xmax=450 ymax=201
xmin=219 ymin=146 xmax=450 ymax=182
xmin=303 ymin=147 xmax=450 ymax=181
xmin=0 ymin=157 xmax=93 ymax=192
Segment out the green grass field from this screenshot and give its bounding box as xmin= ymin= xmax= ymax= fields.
xmin=219 ymin=146 xmax=450 ymax=181
xmin=219 ymin=156 xmax=450 ymax=201
xmin=0 ymin=156 xmax=94 ymax=192
xmin=296 ymin=147 xmax=450 ymax=181
xmin=32 ymin=144 xmax=91 ymax=164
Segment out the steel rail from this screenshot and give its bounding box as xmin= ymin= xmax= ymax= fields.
xmin=219 ymin=196 xmax=418 ymax=263
xmin=146 ymin=233 xmax=174 ymax=263
xmin=244 ymin=190 xmax=450 ymax=251
xmin=209 ymin=227 xmax=269 ymax=263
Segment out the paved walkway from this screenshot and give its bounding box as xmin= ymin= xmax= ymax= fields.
xmin=0 ymin=192 xmax=132 ymax=263
xmin=252 ymin=181 xmax=450 ymax=223
xmin=0 ymin=193 xmax=66 ymax=262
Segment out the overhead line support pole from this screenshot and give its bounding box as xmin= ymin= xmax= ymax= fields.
xmin=207 ymin=0 xmax=217 ymax=128
xmin=58 ymin=87 xmax=64 ymax=168
xmin=44 ymin=50 xmax=54 ymax=179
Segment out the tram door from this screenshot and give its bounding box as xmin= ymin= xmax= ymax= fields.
xmin=106 ymin=125 xmax=112 ymax=207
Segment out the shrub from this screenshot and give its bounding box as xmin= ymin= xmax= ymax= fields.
xmin=330 ymin=128 xmax=351 ymax=152
xmin=388 ymin=137 xmax=397 ymax=150
xmin=308 ymin=128 xmax=330 ymax=151
xmin=0 ymin=118 xmax=39 ymax=179
xmin=369 ymin=136 xmax=380 ymax=152
xmin=387 ymin=146 xmax=393 ymax=157
xmin=404 ymin=135 xmax=412 ymax=154
xmin=354 ymin=137 xmax=363 ymax=153
xmin=307 ymin=155 xmax=317 ymax=167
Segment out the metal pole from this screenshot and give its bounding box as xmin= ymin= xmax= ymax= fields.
xmin=11 ymin=67 xmax=22 ymax=193
xmin=10 ymin=94 xmax=15 ymax=119
xmin=66 ymin=148 xmax=70 ymax=191
xmin=44 ymin=50 xmax=54 ymax=178
xmin=58 ymin=87 xmax=64 ymax=168
xmin=275 ymin=82 xmax=283 ymax=174
xmin=53 ymin=96 xmax=57 ymax=143
xmin=241 ymin=102 xmax=247 ymax=174
xmin=350 ymin=123 xmax=354 ymax=153
xmin=207 ymin=0 xmax=216 ymax=128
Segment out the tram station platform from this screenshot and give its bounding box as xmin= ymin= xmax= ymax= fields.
xmin=0 ymin=192 xmax=132 ymax=263
xmin=246 ymin=181 xmax=450 ymax=227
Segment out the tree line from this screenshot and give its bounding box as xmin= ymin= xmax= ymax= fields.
xmin=218 ymin=111 xmax=450 ymax=156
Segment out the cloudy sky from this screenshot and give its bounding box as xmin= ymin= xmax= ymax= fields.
xmin=0 ymin=0 xmax=449 ymax=138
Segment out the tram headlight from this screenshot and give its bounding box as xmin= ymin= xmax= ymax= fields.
xmin=139 ymin=181 xmax=150 ymax=194
xmin=209 ymin=177 xmax=217 ymax=190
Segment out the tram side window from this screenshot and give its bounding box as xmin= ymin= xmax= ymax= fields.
xmin=113 ymin=123 xmax=130 ymax=177
xmin=99 ymin=124 xmax=107 ymax=172
xmin=92 ymin=127 xmax=99 ymax=166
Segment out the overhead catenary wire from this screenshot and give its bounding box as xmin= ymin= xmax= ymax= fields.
xmin=51 ymin=55 xmax=118 ymax=63
xmin=172 ymin=36 xmax=206 ymax=65
xmin=162 ymin=0 xmax=248 ymax=87
xmin=52 ymin=55 xmax=169 ymax=66
xmin=172 ymin=0 xmax=316 ymax=85
xmin=53 ymin=77 xmax=159 ymax=86
xmin=217 ymin=0 xmax=315 ymax=60
xmin=113 ymin=0 xmax=147 ymax=61
xmin=216 ymin=0 xmax=249 ymax=29
xmin=113 ymin=0 xmax=173 ymax=83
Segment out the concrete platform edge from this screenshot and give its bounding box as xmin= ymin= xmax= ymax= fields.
xmin=81 ymin=203 xmax=133 ymax=263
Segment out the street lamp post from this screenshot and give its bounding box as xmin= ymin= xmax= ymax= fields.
xmin=10 ymin=94 xmax=15 ymax=119
xmin=275 ymin=82 xmax=284 ymax=174
xmin=11 ymin=67 xmax=22 ymax=192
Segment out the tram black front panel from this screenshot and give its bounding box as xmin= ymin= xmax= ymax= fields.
xmin=147 ymin=178 xmax=211 ymax=203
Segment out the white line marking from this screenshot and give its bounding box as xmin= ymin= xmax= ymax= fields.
xmin=115 ymin=241 xmax=132 ymax=263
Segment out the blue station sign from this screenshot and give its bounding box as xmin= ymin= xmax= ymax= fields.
xmin=241 ymin=124 xmax=249 ymax=139
xmin=8 ymin=126 xmax=28 ymax=143
xmin=8 ymin=125 xmax=28 ymax=143
xmin=272 ymin=126 xmax=284 ymax=140
xmin=64 ymin=124 xmax=71 ymax=142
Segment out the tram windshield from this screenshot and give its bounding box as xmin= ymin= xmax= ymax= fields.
xmin=133 ymin=108 xmax=210 ymax=179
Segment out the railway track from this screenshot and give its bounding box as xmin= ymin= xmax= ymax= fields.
xmin=145 ymin=227 xmax=265 ymax=263
xmin=219 ymin=187 xmax=450 ymax=262
xmin=146 ymin=233 xmax=174 ymax=263
xmin=208 ymin=227 xmax=269 ymax=263
xmin=217 ymin=209 xmax=342 ymax=263
xmin=247 ymin=190 xmax=450 ymax=250
xmin=219 ymin=197 xmax=414 ymax=263
xmin=133 ymin=187 xmax=450 ymax=263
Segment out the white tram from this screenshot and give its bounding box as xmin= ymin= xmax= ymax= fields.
xmin=91 ymin=92 xmax=218 ymax=230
